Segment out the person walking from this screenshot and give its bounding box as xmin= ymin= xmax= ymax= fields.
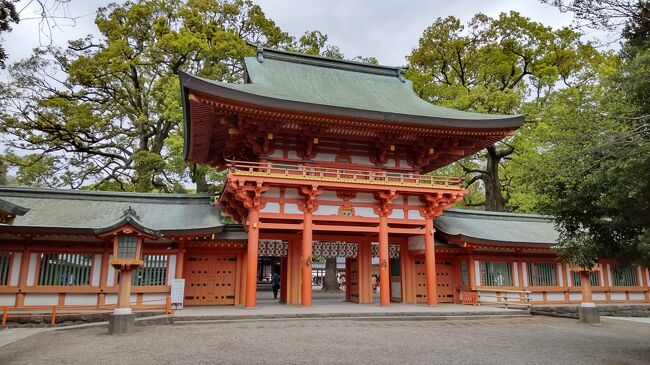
xmin=271 ymin=272 xmax=281 ymax=299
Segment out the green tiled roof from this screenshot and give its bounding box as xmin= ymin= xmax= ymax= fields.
xmin=180 ymin=46 xmax=524 ymax=130
xmin=0 ymin=187 xmax=223 ymax=235
xmin=435 ymin=209 xmax=559 ymax=246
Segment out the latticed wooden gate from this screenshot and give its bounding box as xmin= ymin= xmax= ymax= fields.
xmin=436 ymin=259 xmax=454 ymax=303
xmin=414 ymin=258 xmax=427 ymax=303
xmin=348 ymin=258 xmax=360 ymax=303
xmin=414 ymin=258 xmax=455 ymax=303
xmin=184 ymin=254 xmax=237 ymax=305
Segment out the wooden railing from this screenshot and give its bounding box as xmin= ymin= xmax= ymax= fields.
xmin=226 ymin=159 xmax=463 ymax=190
xmin=1 ymin=296 xmax=172 ymax=328
xmin=469 ymin=289 xmax=532 ymax=309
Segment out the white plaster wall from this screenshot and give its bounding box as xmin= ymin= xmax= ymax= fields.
xmin=317 ymin=190 xmax=338 ymax=201
xmin=393 ymin=196 xmax=404 ymax=205
xmin=592 ymin=292 xmax=606 ymax=301
xmin=269 ymin=149 xmax=283 ymax=159
xmin=557 ymin=264 xmax=564 ymax=287
xmin=26 ymin=253 xmax=38 ymax=286
xmin=91 ymin=254 xmax=102 ymax=287
xmin=522 ymin=263 xmax=528 ymax=287
xmin=105 ymin=294 xmax=118 ymax=305
xmin=475 ymin=261 xmax=481 ymax=286
xmin=167 ymin=255 xmax=177 ymax=283
xmin=408 ymin=196 xmax=420 ymax=205
xmin=513 ymin=263 xmax=519 ymax=287
xmin=399 ymin=159 xmax=409 ymax=168
xmin=107 ymin=255 xmax=115 ymax=286
xmin=350 ymin=155 xmax=371 ymax=165
xmin=547 ymin=293 xmax=564 ymax=301
xmin=386 ymin=158 xmax=396 ymax=167
xmin=260 ymin=202 xmax=280 ymax=213
xmin=24 ymin=294 xmax=58 ymax=306
xmin=606 ymin=264 xmax=612 ymax=286
xmin=130 ymin=294 xmax=137 ymax=305
xmin=287 ymin=150 xmax=298 ymax=159
xmin=408 ymin=236 xmax=424 ymax=251
xmin=313 ymin=153 xmax=336 ymax=162
xmin=407 ymin=209 xmax=421 ymax=219
xmin=0 ymin=294 xmax=15 ymax=306
xmin=350 ymin=193 xmax=374 ymax=203
xmin=284 ymin=203 xmax=302 ymax=214
xmin=478 ymin=291 xmax=497 ymax=302
xmin=610 ymin=292 xmax=627 ymax=301
xmin=599 ymin=267 xmax=605 ymax=287
xmin=316 ymin=205 xmax=338 ymax=215
xmin=64 ymin=294 xmax=97 ymax=306
xmin=529 ymin=293 xmax=544 ymax=301
xmin=388 ymin=209 xmax=404 ymax=219
xmin=629 ymin=292 xmax=645 ymax=300
xmin=10 ymin=252 xmax=21 ymax=286
xmin=265 ymin=187 xmax=280 ymax=198
xmin=569 ymin=292 xmax=582 ymax=301
xmin=638 ymin=267 xmax=644 ymax=284
xmin=566 ymin=265 xmax=572 ymax=287
xmin=355 ymin=207 xmax=378 ymax=218
xmin=284 ymin=188 xmax=299 ymax=199
xmin=143 ymin=293 xmax=168 ymax=305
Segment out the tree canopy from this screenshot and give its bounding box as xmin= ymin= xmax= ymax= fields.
xmin=406 ymin=11 xmax=603 ymax=212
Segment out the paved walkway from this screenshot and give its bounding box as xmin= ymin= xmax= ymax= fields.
xmin=604 ymin=316 xmax=650 ymax=325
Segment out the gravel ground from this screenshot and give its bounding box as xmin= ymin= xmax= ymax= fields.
xmin=1 ymin=316 xmax=649 ymax=365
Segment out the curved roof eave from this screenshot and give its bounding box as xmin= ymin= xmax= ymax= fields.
xmin=179 ymin=71 xmax=525 ymax=131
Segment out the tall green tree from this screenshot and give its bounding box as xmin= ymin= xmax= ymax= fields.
xmin=407 ymin=12 xmax=602 ymax=212
xmin=529 ymin=0 xmax=650 ymax=267
xmin=0 ymin=0 xmax=19 ymax=68
xmin=2 ymin=0 xmax=295 ymax=192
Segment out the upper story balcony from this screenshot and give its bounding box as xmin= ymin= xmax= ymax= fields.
xmin=226 ymin=160 xmax=464 ymax=191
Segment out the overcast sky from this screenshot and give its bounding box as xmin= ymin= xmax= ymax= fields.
xmin=4 ymin=0 xmax=586 ymax=68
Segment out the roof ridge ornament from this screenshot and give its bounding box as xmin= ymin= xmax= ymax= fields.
xmin=256 ymin=45 xmax=264 ymax=63
xmin=397 ymin=66 xmax=408 ymax=83
xmin=121 ymin=206 xmax=141 ymax=221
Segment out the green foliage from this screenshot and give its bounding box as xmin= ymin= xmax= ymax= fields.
xmin=407 ymin=11 xmax=603 ymax=211
xmin=0 ymin=0 xmax=19 ymax=68
xmin=1 ymin=0 xmax=293 ymax=192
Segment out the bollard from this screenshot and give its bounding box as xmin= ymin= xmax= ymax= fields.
xmin=1 ymin=306 xmax=7 ymax=328
xmin=51 ymin=306 xmax=57 ymax=326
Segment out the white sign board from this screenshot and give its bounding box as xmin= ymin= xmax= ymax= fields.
xmin=170 ymin=278 xmax=185 ymax=307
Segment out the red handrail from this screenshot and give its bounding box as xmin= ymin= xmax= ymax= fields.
xmin=225 ymin=159 xmax=463 ymax=189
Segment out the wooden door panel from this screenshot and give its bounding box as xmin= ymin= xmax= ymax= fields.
xmin=436 ymin=260 xmax=454 ymax=303
xmin=185 ymin=254 xmax=237 ymax=306
xmin=349 ymin=258 xmax=360 ymax=303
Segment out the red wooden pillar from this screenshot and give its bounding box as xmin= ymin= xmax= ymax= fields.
xmin=245 ymin=209 xmax=260 ymax=308
xmin=301 ymin=210 xmax=313 ymax=307
xmin=424 ymin=219 xmax=437 ymax=306
xmin=379 ymin=214 xmax=390 ymax=306
xmin=345 ymin=257 xmax=352 ymax=302
xmin=580 ymin=270 xmax=593 ymax=303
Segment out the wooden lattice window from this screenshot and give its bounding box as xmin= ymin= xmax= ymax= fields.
xmin=572 ymin=271 xmax=600 ymax=287
xmin=480 ymin=261 xmax=512 ymax=286
xmin=527 ymin=262 xmax=557 ymax=286
xmin=38 ymin=253 xmax=92 ymax=286
xmin=0 ymin=253 xmax=11 ymax=286
xmin=460 ymin=260 xmax=469 ymax=285
xmin=612 ymin=265 xmax=638 ymax=286
xmin=117 ymin=235 xmax=138 ymax=259
xmin=132 ymin=255 xmax=168 ymax=286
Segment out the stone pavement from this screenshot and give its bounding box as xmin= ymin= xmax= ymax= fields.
xmin=0 ymin=327 xmax=53 ymax=348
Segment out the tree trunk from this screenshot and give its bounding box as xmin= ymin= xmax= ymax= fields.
xmin=484 ymin=146 xmax=507 ymax=212
xmin=321 ymin=257 xmax=341 ymax=293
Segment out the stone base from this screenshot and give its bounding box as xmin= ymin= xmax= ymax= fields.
xmin=578 ymin=304 xmax=600 ymax=324
xmin=108 ymin=313 xmax=135 ymax=335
